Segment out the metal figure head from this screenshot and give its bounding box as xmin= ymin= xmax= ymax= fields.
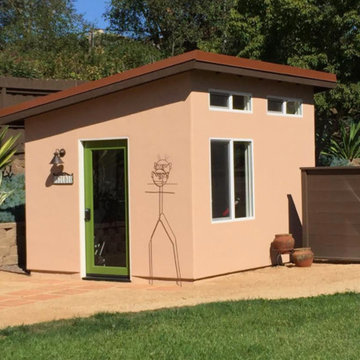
xmin=151 ymin=159 xmax=172 ymax=187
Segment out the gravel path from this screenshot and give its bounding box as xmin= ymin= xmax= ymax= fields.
xmin=1 ymin=263 xmax=360 ymax=328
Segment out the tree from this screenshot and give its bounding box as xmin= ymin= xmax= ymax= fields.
xmin=0 ymin=0 xmax=161 ymax=80
xmin=0 ymin=0 xmax=85 ymax=45
xmin=106 ymin=0 xmax=236 ymax=56
xmin=107 ymin=1 xmax=360 ymax=163
xmin=211 ymin=0 xmax=360 ymax=163
xmin=2 ymin=1 xmax=359 ymax=163
xmin=0 ymin=0 xmax=89 ymax=78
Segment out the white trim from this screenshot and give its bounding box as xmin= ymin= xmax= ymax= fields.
xmin=266 ymin=95 xmax=303 ymax=117
xmin=78 ymin=141 xmax=85 ymax=278
xmin=209 ymin=89 xmax=253 ymax=114
xmin=126 ymin=139 xmax=132 ymax=281
xmin=209 ymin=137 xmax=255 ymax=224
xmin=229 ymin=140 xmax=235 ymax=219
xmin=78 ymin=136 xmax=132 ymax=281
xmin=247 ymin=143 xmax=256 ymax=218
xmin=252 ymin=141 xmax=256 ymax=219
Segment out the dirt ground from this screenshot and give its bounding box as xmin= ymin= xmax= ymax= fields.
xmin=1 ymin=263 xmax=360 ymax=329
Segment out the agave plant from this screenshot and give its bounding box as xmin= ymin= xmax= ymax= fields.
xmin=0 ymin=126 xmax=20 ymax=169
xmin=0 ymin=126 xmax=20 ymax=206
xmin=323 ymin=121 xmax=360 ymax=162
xmin=0 ymin=172 xmax=14 ymax=206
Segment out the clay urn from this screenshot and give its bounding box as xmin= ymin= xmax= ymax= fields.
xmin=292 ymin=247 xmax=314 ymax=267
xmin=272 ymin=234 xmax=295 ymax=254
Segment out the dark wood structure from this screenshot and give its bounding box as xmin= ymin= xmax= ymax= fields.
xmin=302 ymin=167 xmax=360 ymax=261
xmin=0 ymin=77 xmax=85 ymax=110
xmin=0 ymin=77 xmax=86 ymax=174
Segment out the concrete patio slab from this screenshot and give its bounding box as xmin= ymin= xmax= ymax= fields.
xmin=1 ymin=263 xmax=360 ymax=329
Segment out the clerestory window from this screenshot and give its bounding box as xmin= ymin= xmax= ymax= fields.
xmin=209 ymin=91 xmax=252 ymax=112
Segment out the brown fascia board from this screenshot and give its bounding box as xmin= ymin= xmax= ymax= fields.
xmin=0 ymin=50 xmax=337 ymax=125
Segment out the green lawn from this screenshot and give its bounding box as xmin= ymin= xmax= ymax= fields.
xmin=1 ymin=292 xmax=360 ymax=359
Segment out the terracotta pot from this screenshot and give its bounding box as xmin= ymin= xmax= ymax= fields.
xmin=272 ymin=234 xmax=295 ymax=254
xmin=292 ymin=247 xmax=314 ymax=267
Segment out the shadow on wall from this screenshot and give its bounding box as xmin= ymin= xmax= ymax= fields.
xmin=26 ymin=74 xmax=191 ymax=142
xmin=45 ymin=164 xmax=63 ymax=187
xmin=269 ymin=196 xmax=302 ymax=266
xmin=0 ymin=174 xmax=26 ymax=270
xmin=16 ymin=222 xmax=26 ymax=270
xmin=287 ymin=194 xmax=302 ymax=248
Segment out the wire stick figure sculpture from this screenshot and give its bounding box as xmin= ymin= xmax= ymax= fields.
xmin=146 ymin=159 xmax=182 ymax=286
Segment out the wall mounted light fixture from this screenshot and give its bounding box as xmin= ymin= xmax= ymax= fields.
xmin=50 ymin=148 xmax=73 ymax=185
xmin=50 ymin=148 xmax=66 ymax=165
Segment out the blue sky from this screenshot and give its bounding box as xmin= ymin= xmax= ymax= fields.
xmin=74 ymin=0 xmax=109 ymax=29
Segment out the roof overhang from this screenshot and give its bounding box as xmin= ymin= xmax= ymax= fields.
xmin=0 ymin=50 xmax=337 ymax=125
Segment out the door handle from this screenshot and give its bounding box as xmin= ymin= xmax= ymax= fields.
xmin=84 ymin=208 xmax=91 ymax=221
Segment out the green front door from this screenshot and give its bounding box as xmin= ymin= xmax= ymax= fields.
xmin=84 ymin=140 xmax=129 ymax=278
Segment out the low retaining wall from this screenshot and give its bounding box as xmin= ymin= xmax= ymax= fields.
xmin=0 ymin=222 xmax=25 ymax=266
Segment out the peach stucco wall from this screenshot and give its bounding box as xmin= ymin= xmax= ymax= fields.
xmin=25 ymin=72 xmax=194 ymax=279
xmin=24 ymin=69 xmax=315 ymax=281
xmin=190 ymin=71 xmax=315 ymax=279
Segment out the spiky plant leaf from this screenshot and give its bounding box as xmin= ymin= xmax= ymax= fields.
xmin=0 ymin=172 xmax=14 ymax=207
xmin=0 ymin=126 xmax=20 ymax=208
xmin=0 ymin=130 xmax=20 ymax=169
xmin=322 ymin=121 xmax=360 ymax=162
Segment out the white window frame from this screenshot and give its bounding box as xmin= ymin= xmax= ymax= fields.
xmin=209 ymin=138 xmax=255 ymax=223
xmin=267 ymin=96 xmax=303 ymax=117
xmin=209 ymin=89 xmax=252 ymax=113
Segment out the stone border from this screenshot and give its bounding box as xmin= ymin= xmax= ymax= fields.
xmin=0 ymin=222 xmax=25 ymax=267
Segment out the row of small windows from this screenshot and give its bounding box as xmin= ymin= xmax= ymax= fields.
xmin=268 ymin=98 xmax=302 ymax=116
xmin=210 ymin=92 xmax=251 ymax=112
xmin=209 ymin=91 xmax=302 ymax=116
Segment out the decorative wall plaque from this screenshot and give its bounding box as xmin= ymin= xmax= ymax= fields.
xmin=53 ymin=172 xmax=74 ymax=185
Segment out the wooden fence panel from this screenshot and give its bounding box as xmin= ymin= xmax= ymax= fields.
xmin=301 ymin=167 xmax=360 ymax=261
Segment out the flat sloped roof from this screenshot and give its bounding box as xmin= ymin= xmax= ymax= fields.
xmin=0 ymin=50 xmax=337 ymax=125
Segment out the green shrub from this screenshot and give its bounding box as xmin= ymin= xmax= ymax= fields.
xmin=318 ymin=154 xmax=350 ymax=166
xmin=0 ymin=174 xmax=25 ymax=222
xmin=330 ymin=157 xmax=351 ymax=167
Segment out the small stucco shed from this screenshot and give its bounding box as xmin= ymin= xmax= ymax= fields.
xmin=0 ymin=51 xmax=336 ymax=282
